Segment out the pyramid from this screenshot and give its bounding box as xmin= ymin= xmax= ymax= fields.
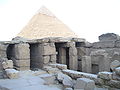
xmin=17 ymin=6 xmax=78 ymax=39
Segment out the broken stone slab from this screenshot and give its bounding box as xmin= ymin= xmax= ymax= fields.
xmin=115 ymin=67 xmax=120 ymax=76
xmin=43 ymin=66 xmax=61 ymax=74
xmin=105 ymin=80 xmax=120 ymax=88
xmin=39 ymin=74 xmax=57 ymax=85
xmin=49 ymin=64 xmax=67 ymax=70
xmin=2 ymin=60 xmax=13 ymax=69
xmin=110 ymin=60 xmax=120 ymax=71
xmin=74 ymin=78 xmax=95 ymax=90
xmin=57 ymin=73 xmax=73 ymax=88
xmin=5 ymin=69 xmax=19 ymax=79
xmin=64 ymin=88 xmax=73 ymax=90
xmin=99 ymin=33 xmax=120 ymax=42
xmin=62 ymin=70 xmax=97 ymax=81
xmin=97 ymin=71 xmax=113 ymax=80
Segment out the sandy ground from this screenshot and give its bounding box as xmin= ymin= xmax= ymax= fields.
xmin=0 ymin=70 xmax=62 ymax=90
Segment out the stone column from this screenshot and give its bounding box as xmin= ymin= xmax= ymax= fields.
xmin=82 ymin=56 xmax=91 ymax=73
xmin=69 ymin=42 xmax=78 ymax=70
xmin=14 ymin=43 xmax=30 ymax=70
xmin=58 ymin=47 xmax=66 ymax=64
xmin=98 ymin=54 xmax=110 ymax=72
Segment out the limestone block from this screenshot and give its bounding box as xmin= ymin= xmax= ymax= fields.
xmin=115 ymin=40 xmax=120 ymax=47
xmin=15 ymin=66 xmax=30 ymax=71
xmin=49 ymin=64 xmax=67 ymax=70
xmin=74 ymin=78 xmax=95 ymax=90
xmin=110 ymin=60 xmax=120 ymax=71
xmin=69 ymin=47 xmax=78 ymax=70
xmin=97 ymin=71 xmax=113 ymax=80
xmin=13 ymin=60 xmax=30 ymax=67
xmin=82 ymin=56 xmax=91 ymax=73
xmin=90 ymin=49 xmax=106 ymax=56
xmin=50 ymin=55 xmax=56 ymax=63
xmin=41 ymin=43 xmax=56 ymax=55
xmin=57 ymin=73 xmax=73 ymax=88
xmin=64 ymin=88 xmax=73 ymax=90
xmin=99 ymin=33 xmax=120 ymax=41
xmin=115 ymin=67 xmax=120 ymax=76
xmin=43 ymin=55 xmax=50 ymax=64
xmin=40 ymin=74 xmax=56 ymax=85
xmin=0 ymin=51 xmax=7 ymax=58
xmin=112 ymin=72 xmax=120 ymax=81
xmin=5 ymin=69 xmax=19 ymax=79
xmin=14 ymin=43 xmax=30 ymax=59
xmin=0 ymin=44 xmax=8 ymax=51
xmin=2 ymin=60 xmax=13 ymax=69
xmin=106 ymin=80 xmax=120 ymax=88
xmin=92 ymin=41 xmax=115 ymax=48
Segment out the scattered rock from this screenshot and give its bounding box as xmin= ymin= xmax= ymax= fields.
xmin=115 ymin=67 xmax=120 ymax=76
xmin=2 ymin=60 xmax=13 ymax=69
xmin=110 ymin=60 xmax=120 ymax=71
xmin=5 ymin=69 xmax=19 ymax=79
xmin=57 ymin=73 xmax=73 ymax=88
xmin=49 ymin=64 xmax=67 ymax=70
xmin=40 ymin=74 xmax=57 ymax=85
xmin=98 ymin=71 xmax=113 ymax=80
xmin=0 ymin=85 xmax=10 ymax=90
xmin=74 ymin=78 xmax=95 ymax=90
xmin=64 ymin=88 xmax=73 ymax=90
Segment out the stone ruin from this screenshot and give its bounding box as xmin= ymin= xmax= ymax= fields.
xmin=0 ymin=6 xmax=120 ymax=90
xmin=0 ymin=33 xmax=120 ymax=89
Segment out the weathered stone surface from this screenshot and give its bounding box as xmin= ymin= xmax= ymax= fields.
xmin=115 ymin=67 xmax=120 ymax=76
xmin=115 ymin=40 xmax=120 ymax=47
xmin=15 ymin=66 xmax=30 ymax=71
xmin=98 ymin=71 xmax=113 ymax=80
xmin=40 ymin=74 xmax=56 ymax=85
xmin=41 ymin=43 xmax=56 ymax=55
xmin=112 ymin=72 xmax=120 ymax=81
xmin=14 ymin=43 xmax=30 ymax=59
xmin=92 ymin=41 xmax=115 ymax=48
xmin=0 ymin=85 xmax=10 ymax=90
xmin=90 ymin=50 xmax=106 ymax=56
xmin=82 ymin=56 xmax=91 ymax=73
xmin=110 ymin=60 xmax=120 ymax=71
xmin=99 ymin=33 xmax=120 ymax=41
xmin=50 ymin=55 xmax=56 ymax=63
xmin=49 ymin=64 xmax=67 ymax=70
xmin=62 ymin=69 xmax=97 ymax=80
xmin=74 ymin=78 xmax=95 ymax=90
xmin=64 ymin=88 xmax=73 ymax=90
xmin=69 ymin=47 xmax=77 ymax=70
xmin=5 ymin=69 xmax=19 ymax=79
xmin=2 ymin=60 xmax=13 ymax=69
xmin=13 ymin=60 xmax=30 ymax=67
xmin=57 ymin=73 xmax=73 ymax=87
xmin=43 ymin=55 xmax=50 ymax=64
xmin=106 ymin=80 xmax=120 ymax=88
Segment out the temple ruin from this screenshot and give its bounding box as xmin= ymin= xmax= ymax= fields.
xmin=0 ymin=6 xmax=120 ymax=89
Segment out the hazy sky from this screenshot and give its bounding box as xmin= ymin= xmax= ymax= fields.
xmin=0 ymin=0 xmax=120 ymax=42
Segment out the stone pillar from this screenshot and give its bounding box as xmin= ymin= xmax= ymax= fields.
xmin=0 ymin=44 xmax=8 ymax=71
xmin=98 ymin=54 xmax=110 ymax=72
xmin=82 ymin=56 xmax=91 ymax=73
xmin=69 ymin=42 xmax=78 ymax=70
xmin=58 ymin=47 xmax=66 ymax=64
xmin=14 ymin=43 xmax=30 ymax=70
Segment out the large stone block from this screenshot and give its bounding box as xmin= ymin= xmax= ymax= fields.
xmin=110 ymin=60 xmax=120 ymax=71
xmin=97 ymin=71 xmax=113 ymax=80
xmin=43 ymin=55 xmax=50 ymax=64
xmin=82 ymin=56 xmax=91 ymax=73
xmin=13 ymin=60 xmax=30 ymax=67
xmin=15 ymin=66 xmax=30 ymax=71
xmin=92 ymin=41 xmax=115 ymax=48
xmin=2 ymin=60 xmax=13 ymax=69
xmin=115 ymin=67 xmax=120 ymax=76
xmin=14 ymin=43 xmax=30 ymax=59
xmin=69 ymin=47 xmax=78 ymax=70
xmin=40 ymin=43 xmax=56 ymax=55
xmin=50 ymin=55 xmax=56 ymax=63
xmin=74 ymin=78 xmax=95 ymax=90
xmin=5 ymin=69 xmax=19 ymax=79
xmin=99 ymin=33 xmax=120 ymax=42
xmin=0 ymin=50 xmax=7 ymax=58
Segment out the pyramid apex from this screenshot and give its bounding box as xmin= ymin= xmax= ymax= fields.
xmin=36 ymin=6 xmax=55 ymax=17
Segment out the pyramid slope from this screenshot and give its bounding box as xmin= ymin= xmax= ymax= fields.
xmin=17 ymin=7 xmax=78 ymax=39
